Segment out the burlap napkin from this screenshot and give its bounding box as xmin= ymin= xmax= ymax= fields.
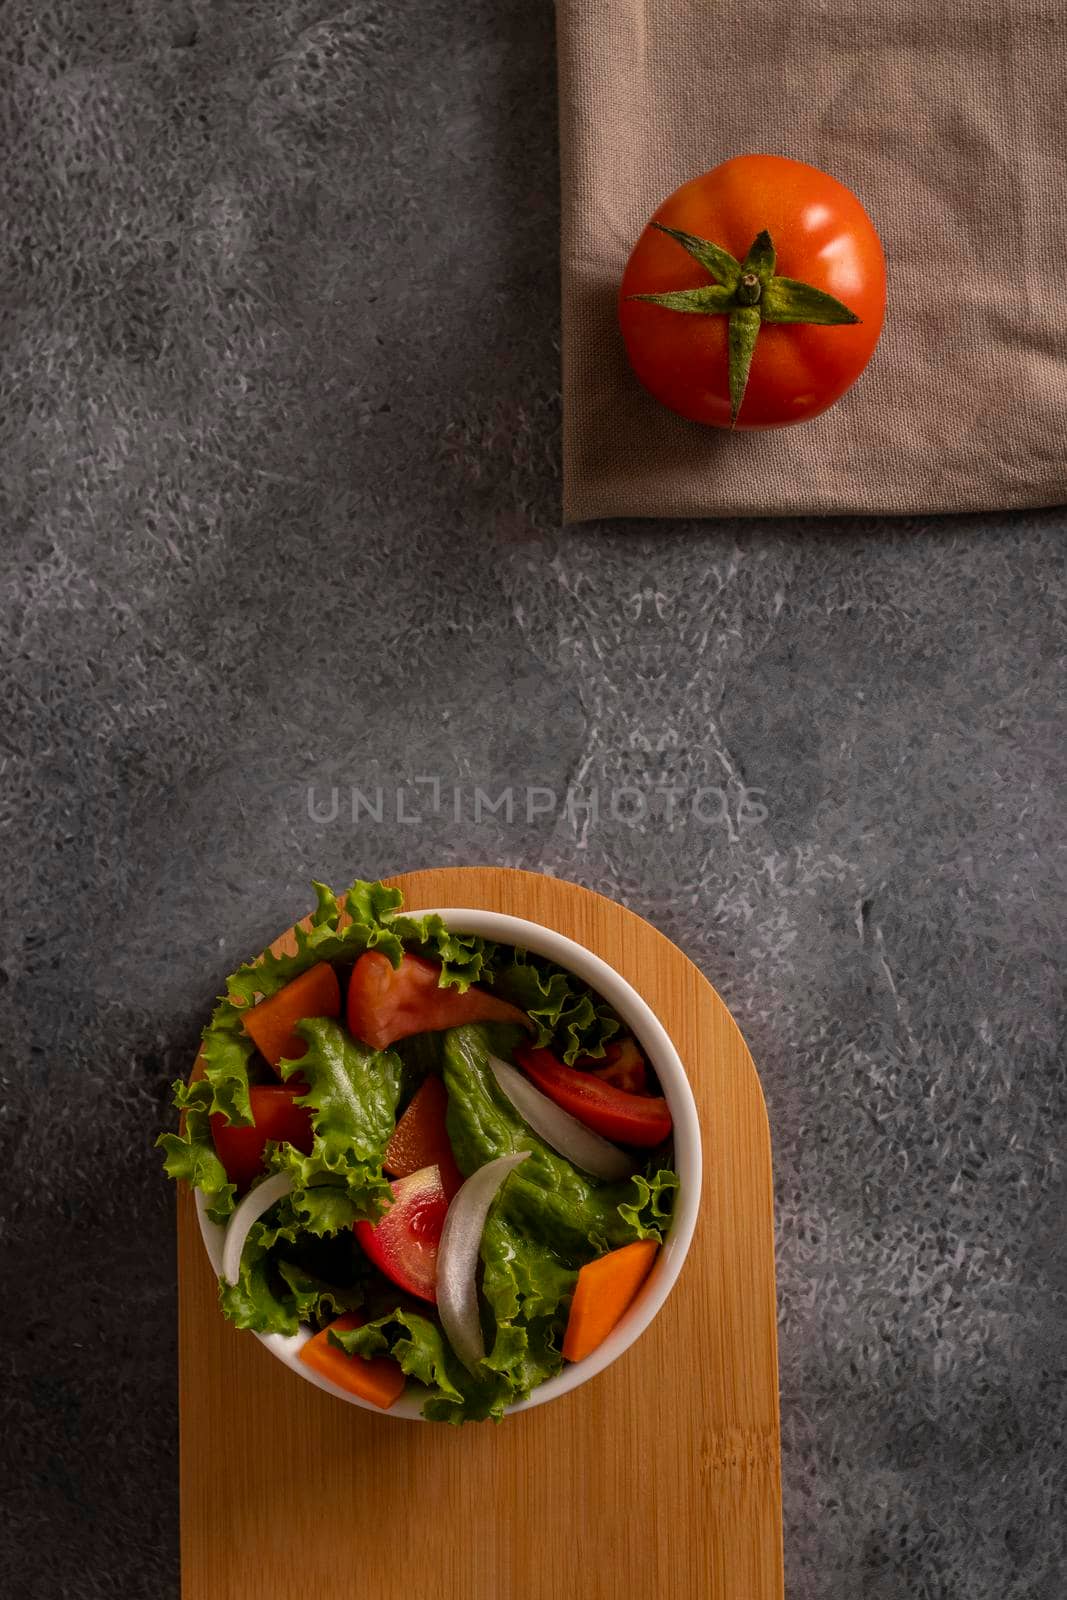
xmin=558 ymin=0 xmax=1066 ymax=521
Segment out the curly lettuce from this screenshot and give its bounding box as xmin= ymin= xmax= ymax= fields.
xmin=159 ymin=878 xmax=453 ymax=1215
xmin=267 ymin=1017 xmax=403 ymax=1230
xmin=331 ymin=1310 xmax=486 ymax=1419
xmin=481 ymin=948 xmax=620 ymax=1063
xmin=222 ymin=880 xmax=498 ymax=1008
xmin=157 ymin=1077 xmax=235 ymax=1222
xmin=219 ymin=1196 xmax=370 ymax=1334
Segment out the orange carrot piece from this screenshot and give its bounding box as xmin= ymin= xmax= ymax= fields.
xmin=562 ymin=1240 xmax=659 ymax=1363
xmin=298 ymin=1312 xmax=405 ymax=1409
xmin=242 ymin=963 xmax=341 ymax=1070
xmin=384 ymin=1076 xmax=464 ymax=1198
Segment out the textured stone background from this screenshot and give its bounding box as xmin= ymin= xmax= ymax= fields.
xmin=2 ymin=3 xmax=1065 ymax=1598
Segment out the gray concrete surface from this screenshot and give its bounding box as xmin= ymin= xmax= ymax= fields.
xmin=2 ymin=3 xmax=1064 ymax=1597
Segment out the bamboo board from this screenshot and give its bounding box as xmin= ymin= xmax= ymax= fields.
xmin=178 ymin=866 xmax=783 ymax=1600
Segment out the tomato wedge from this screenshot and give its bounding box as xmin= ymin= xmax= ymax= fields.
xmin=347 ymin=950 xmax=530 ymax=1050
xmin=241 ymin=963 xmax=341 ymax=1070
xmin=515 ymin=1045 xmax=672 ymax=1147
xmin=354 ymin=1163 xmax=449 ymax=1302
xmin=384 ymin=1076 xmax=463 ymax=1198
xmin=578 ymin=1038 xmax=648 ymax=1095
xmin=210 ymin=1084 xmax=314 ymax=1192
xmin=298 ymin=1311 xmax=405 ymax=1409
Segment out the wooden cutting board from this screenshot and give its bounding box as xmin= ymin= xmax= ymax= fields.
xmin=178 ymin=866 xmax=783 ymax=1600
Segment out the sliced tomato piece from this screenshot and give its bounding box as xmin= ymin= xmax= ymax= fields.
xmin=577 ymin=1038 xmax=649 ymax=1095
xmin=384 ymin=1076 xmax=463 ymax=1198
xmin=298 ymin=1311 xmax=405 ymax=1409
xmin=354 ymin=1164 xmax=449 ymax=1303
xmin=515 ymin=1045 xmax=672 ymax=1147
xmin=241 ymin=962 xmax=341 ymax=1071
xmin=210 ymin=1084 xmax=314 ymax=1193
xmin=347 ymin=950 xmax=531 ymax=1050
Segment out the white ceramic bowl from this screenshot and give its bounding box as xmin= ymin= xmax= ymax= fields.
xmin=196 ymin=908 xmax=702 ymax=1419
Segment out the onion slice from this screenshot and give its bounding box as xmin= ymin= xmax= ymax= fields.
xmin=221 ymin=1171 xmax=293 ymax=1286
xmin=437 ymin=1152 xmax=530 ymax=1373
xmin=488 ymin=1054 xmax=634 ymax=1182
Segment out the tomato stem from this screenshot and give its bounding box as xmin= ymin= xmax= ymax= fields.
xmin=629 ymin=226 xmax=860 ymax=423
xmin=728 ymin=306 xmax=761 ymax=425
xmin=736 ymin=273 xmax=761 ymax=306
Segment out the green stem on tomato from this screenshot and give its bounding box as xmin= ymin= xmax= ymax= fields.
xmin=728 ymin=306 xmax=761 ymax=421
xmin=630 ymin=224 xmax=860 ymax=425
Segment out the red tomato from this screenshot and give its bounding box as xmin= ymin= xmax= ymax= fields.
xmin=347 ymin=950 xmax=531 ymax=1051
xmin=354 ymin=1164 xmax=449 ymax=1302
xmin=578 ymin=1038 xmax=649 ymax=1096
xmin=516 ymin=1046 xmax=672 ymax=1148
xmin=210 ymin=1085 xmax=314 ymax=1192
xmin=384 ymin=1076 xmax=464 ymax=1198
xmin=619 ymin=154 xmax=885 ymax=428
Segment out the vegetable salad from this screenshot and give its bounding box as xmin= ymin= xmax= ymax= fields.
xmin=159 ymin=880 xmax=679 ymax=1422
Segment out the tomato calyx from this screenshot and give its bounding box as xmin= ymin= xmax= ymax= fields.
xmin=629 ymin=224 xmax=861 ymax=424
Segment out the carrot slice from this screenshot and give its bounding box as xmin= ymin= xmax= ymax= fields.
xmin=384 ymin=1076 xmax=464 ymax=1198
xmin=242 ymin=963 xmax=341 ymax=1070
xmin=298 ymin=1312 xmax=405 ymax=1409
xmin=562 ymin=1240 xmax=659 ymax=1363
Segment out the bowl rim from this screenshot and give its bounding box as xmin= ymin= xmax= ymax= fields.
xmin=195 ymin=905 xmax=703 ymax=1420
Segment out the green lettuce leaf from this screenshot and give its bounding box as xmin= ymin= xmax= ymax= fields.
xmin=220 ymin=1196 xmax=370 ymax=1334
xmin=479 ymin=1218 xmax=575 ymax=1401
xmin=219 ymin=1223 xmax=300 ymax=1334
xmin=442 ymin=1024 xmax=674 ymax=1259
xmin=217 ymin=1195 xmax=303 ymax=1333
xmin=199 ymin=1004 xmax=256 ymax=1125
xmin=618 ymin=1166 xmax=680 ymax=1238
xmin=276 ymin=1261 xmax=365 ymax=1327
xmin=196 ymin=878 xmax=393 ymax=1131
xmin=480 ymin=1215 xmax=578 ymax=1320
xmin=266 ymin=1017 xmax=403 ymax=1227
xmin=333 ymin=1309 xmax=513 ymax=1424
xmin=481 ymin=1309 xmax=565 ymax=1399
xmin=222 ymin=880 xmax=497 ymax=1009
xmin=288 ymin=1183 xmax=365 ymax=1237
xmin=386 ymin=910 xmax=496 ymax=993
xmin=222 ymin=880 xmax=405 ymax=1008
xmin=156 ymin=1078 xmax=236 ymax=1222
xmin=158 ymin=878 xmax=412 ymax=1221
xmin=482 ymin=948 xmax=620 ymax=1063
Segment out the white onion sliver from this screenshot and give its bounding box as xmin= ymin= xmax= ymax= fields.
xmin=487 ymin=1054 xmax=634 ymax=1182
xmin=437 ymin=1152 xmax=530 ymax=1374
xmin=221 ymin=1171 xmax=293 ymax=1286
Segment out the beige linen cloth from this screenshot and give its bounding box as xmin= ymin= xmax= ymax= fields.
xmin=558 ymin=0 xmax=1066 ymax=520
